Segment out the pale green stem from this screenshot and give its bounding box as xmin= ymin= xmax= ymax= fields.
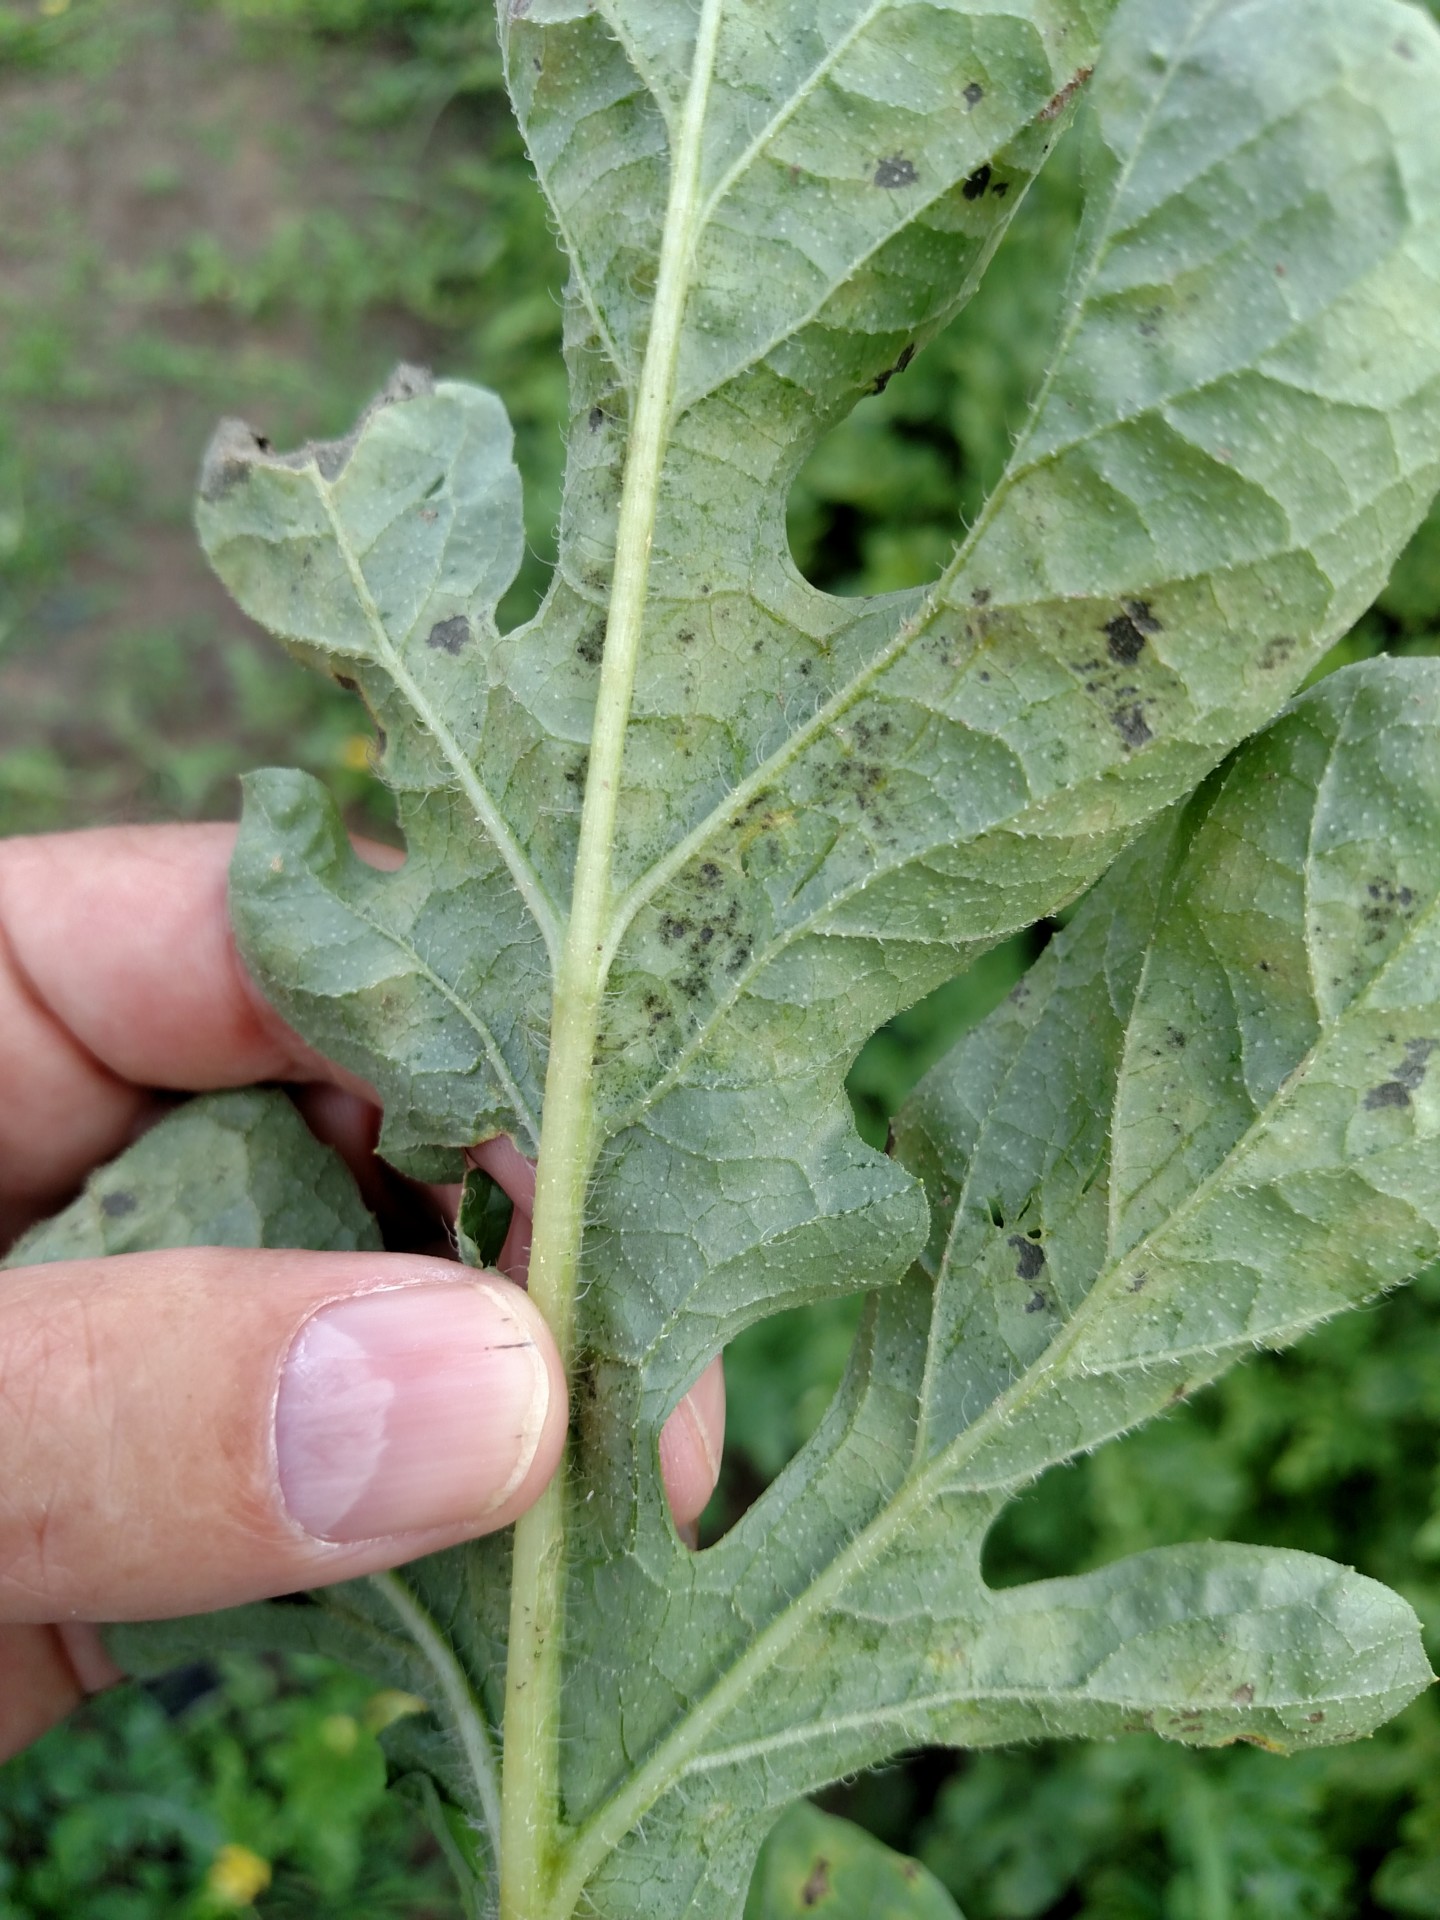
xmin=497 ymin=7 xmax=726 ymax=1915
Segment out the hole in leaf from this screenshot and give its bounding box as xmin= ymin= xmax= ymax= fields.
xmin=784 ymin=144 xmax=1081 ymax=600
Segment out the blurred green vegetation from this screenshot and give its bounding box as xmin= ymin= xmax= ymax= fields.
xmin=3 ymin=1 xmax=1440 ymax=1915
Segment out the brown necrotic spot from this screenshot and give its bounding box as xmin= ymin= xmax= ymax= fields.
xmin=801 ymin=1857 xmax=830 ymax=1907
xmin=874 ymin=154 xmax=918 ymax=189
xmin=427 ymin=615 xmax=471 ymax=655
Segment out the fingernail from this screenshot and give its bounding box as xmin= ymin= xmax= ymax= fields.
xmin=275 ymin=1283 xmax=550 ymax=1542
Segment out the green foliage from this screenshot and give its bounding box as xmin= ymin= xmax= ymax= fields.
xmin=0 ymin=1655 xmax=453 ymax=1918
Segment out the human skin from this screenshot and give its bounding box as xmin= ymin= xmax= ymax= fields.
xmin=0 ymin=825 xmax=724 ymax=1761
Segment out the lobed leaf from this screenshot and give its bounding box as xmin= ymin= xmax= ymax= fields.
xmin=83 ymin=0 xmax=1440 ymax=1915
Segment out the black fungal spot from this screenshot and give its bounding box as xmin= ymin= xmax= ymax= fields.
xmin=698 ymin=925 xmax=714 ymax=946
xmin=963 ymin=163 xmax=992 ymax=200
xmin=427 ymin=615 xmax=471 ymax=655
xmin=1105 ymin=600 xmax=1159 ymax=663
xmin=972 ymin=587 xmax=992 ymax=606
xmin=1364 ymin=1037 xmax=1437 ymax=1110
xmin=964 ymin=80 xmax=985 ymax=109
xmin=1362 ymin=877 xmax=1418 ymax=944
xmin=677 ymin=627 xmax=696 ymax=646
xmin=588 ymin=404 xmax=606 ymax=430
xmin=1025 ymin=1291 xmax=1049 ymax=1314
xmin=100 ymin=1191 xmax=137 ymax=1218
xmin=576 ymin=626 xmax=605 ymax=666
xmin=1127 ymin=1271 xmax=1149 ymax=1294
xmin=1008 ymin=1234 xmax=1046 ymax=1281
xmin=1166 ymin=1026 xmax=1187 ymax=1050
xmin=870 ymin=342 xmax=916 ymax=395
xmin=1259 ymin=635 xmax=1297 ymax=671
xmin=659 ymin=916 xmax=690 ymax=945
xmin=1112 ymin=704 xmax=1153 ymax=750
xmin=699 ymin=862 xmax=722 ymax=888
xmin=1367 ymin=1079 xmax=1412 ymax=1110
xmin=874 ymin=154 xmax=918 ymax=189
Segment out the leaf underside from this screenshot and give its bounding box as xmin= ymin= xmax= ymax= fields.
xmin=32 ymin=0 xmax=1440 ymax=1915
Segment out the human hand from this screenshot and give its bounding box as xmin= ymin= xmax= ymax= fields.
xmin=0 ymin=825 xmax=724 ymax=1761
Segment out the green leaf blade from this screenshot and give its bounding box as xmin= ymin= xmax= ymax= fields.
xmin=746 ymin=1804 xmax=965 ymax=1920
xmin=1 ymin=1090 xmax=381 ymax=1268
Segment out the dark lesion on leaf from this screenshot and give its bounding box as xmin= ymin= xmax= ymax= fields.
xmin=1007 ymin=1233 xmax=1046 ymax=1281
xmin=964 ymin=80 xmax=985 ymax=109
xmin=100 ymin=1191 xmax=137 ymax=1218
xmin=198 ymin=363 xmax=434 ymax=498
xmin=1364 ymin=1037 xmax=1438 ymax=1110
xmin=1038 ymin=65 xmax=1095 ymax=123
xmin=1362 ymin=877 xmax=1417 ymax=944
xmin=1111 ymin=703 xmax=1154 ymax=751
xmin=800 ymin=1856 xmax=831 ymax=1907
xmin=874 ymin=154 xmax=918 ymax=189
xmin=427 ymin=615 xmax=472 ymax=655
xmin=870 ymin=342 xmax=916 ymax=395
xmin=963 ymin=163 xmax=992 ymax=201
xmin=1105 ymin=600 xmax=1162 ymax=664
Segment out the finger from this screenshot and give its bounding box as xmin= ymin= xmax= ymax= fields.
xmin=658 ymin=1355 xmax=726 ymax=1538
xmin=0 ymin=1250 xmax=567 ymax=1622
xmin=0 ymin=1623 xmax=122 ymax=1764
xmin=0 ymin=826 xmax=377 ymax=1234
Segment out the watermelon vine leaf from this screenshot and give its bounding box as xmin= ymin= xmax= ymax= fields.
xmin=69 ymin=0 xmax=1440 ymax=1916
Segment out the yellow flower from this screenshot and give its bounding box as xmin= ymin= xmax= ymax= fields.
xmin=364 ymin=1687 xmax=429 ymax=1734
xmin=339 ymin=733 xmax=374 ymax=772
xmin=320 ymin=1711 xmax=359 ymax=1755
xmin=205 ymin=1844 xmax=272 ymax=1907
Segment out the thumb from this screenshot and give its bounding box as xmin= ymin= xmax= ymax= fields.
xmin=0 ymin=1249 xmax=567 ymax=1625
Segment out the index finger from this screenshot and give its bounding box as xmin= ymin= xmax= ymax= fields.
xmin=0 ymin=824 xmax=369 ymax=1237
